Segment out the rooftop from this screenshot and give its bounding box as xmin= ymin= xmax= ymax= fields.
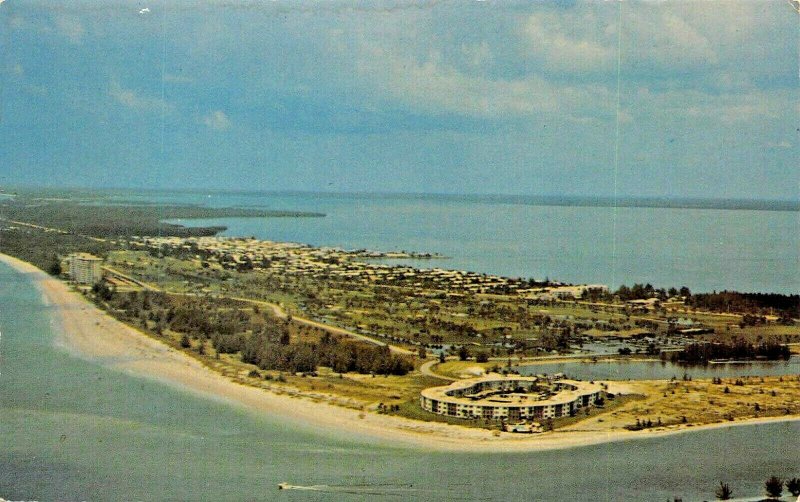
xmin=421 ymin=375 xmax=603 ymax=408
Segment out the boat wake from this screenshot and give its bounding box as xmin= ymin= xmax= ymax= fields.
xmin=278 ymin=482 xmax=416 ymax=496
xmin=277 ymin=482 xmax=494 ymax=499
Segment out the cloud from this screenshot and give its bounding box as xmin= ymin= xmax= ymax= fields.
xmin=765 ymin=141 xmax=792 ymax=149
xmin=520 ymin=4 xmax=720 ymax=77
xmin=54 ymin=14 xmax=85 ymax=44
xmin=349 ymin=34 xmax=614 ymax=120
xmin=461 ymin=41 xmax=492 ymax=69
xmin=12 ymin=63 xmax=24 ymax=76
xmin=203 ymin=110 xmax=232 ymax=130
xmin=522 ymin=12 xmax=614 ymax=74
xmin=164 ymin=73 xmax=194 ymax=84
xmin=109 ymin=80 xmax=172 ymax=112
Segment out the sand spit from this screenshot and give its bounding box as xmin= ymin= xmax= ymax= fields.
xmin=2 ymin=252 xmax=798 ymax=453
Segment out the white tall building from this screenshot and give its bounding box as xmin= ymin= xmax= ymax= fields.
xmin=68 ymin=253 xmax=103 ymax=285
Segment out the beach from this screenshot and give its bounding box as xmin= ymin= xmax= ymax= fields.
xmin=3 ymin=251 xmax=799 ymax=453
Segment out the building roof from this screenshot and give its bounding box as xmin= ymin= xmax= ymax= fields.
xmin=420 ymin=375 xmax=603 ymax=408
xmin=70 ymin=253 xmax=103 ymax=261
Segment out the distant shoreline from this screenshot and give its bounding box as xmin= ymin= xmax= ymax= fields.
xmin=7 ymin=185 xmax=800 ymax=212
xmin=3 ymin=251 xmax=800 ymax=453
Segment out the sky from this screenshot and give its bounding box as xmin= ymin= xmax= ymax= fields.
xmin=1 ymin=0 xmax=798 ymax=199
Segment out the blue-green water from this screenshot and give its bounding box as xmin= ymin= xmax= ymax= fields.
xmin=520 ymin=358 xmax=800 ymax=381
xmin=141 ymin=191 xmax=797 ymax=294
xmin=2 ymin=262 xmax=800 ymax=500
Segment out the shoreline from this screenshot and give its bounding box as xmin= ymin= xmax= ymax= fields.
xmin=2 ymin=251 xmax=799 ymax=453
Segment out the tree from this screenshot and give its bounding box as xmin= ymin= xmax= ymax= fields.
xmin=458 ymin=345 xmax=470 ymax=361
xmin=418 ymin=346 xmax=426 ymax=359
xmin=765 ymin=476 xmax=783 ymax=499
xmin=476 ymin=352 xmax=489 ymax=363
xmin=48 ymin=256 xmax=62 ymax=276
xmin=786 ymin=478 xmax=800 ymax=497
xmin=180 ymin=333 xmax=191 ymax=349
xmin=715 ymin=481 xmax=733 ymax=500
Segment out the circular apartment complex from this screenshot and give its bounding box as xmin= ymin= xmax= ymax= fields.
xmin=420 ymin=375 xmax=604 ymax=421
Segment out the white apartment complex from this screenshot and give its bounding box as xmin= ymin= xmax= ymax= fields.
xmin=68 ymin=253 xmax=103 ymax=285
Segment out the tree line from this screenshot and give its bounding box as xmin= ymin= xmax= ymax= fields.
xmin=101 ymin=290 xmax=413 ymax=376
xmin=670 ymin=340 xmax=791 ymax=364
xmin=689 ymin=291 xmax=799 ymax=318
xmin=242 ymin=329 xmax=413 ymax=376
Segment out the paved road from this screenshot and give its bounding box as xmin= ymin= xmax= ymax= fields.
xmin=419 ymin=359 xmax=456 ymax=381
xmin=226 ymin=295 xmax=415 ymax=356
xmin=100 ymin=269 xmax=414 ymax=356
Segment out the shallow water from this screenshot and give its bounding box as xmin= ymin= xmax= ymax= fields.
xmin=520 ymin=357 xmax=800 ymax=381
xmin=2 ymin=262 xmax=799 ymax=501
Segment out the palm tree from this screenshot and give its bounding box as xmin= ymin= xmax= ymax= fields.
xmin=715 ymin=481 xmax=733 ymax=500
xmin=765 ymin=476 xmax=783 ymax=499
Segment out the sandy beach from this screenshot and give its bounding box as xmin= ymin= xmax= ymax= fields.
xmin=3 ymin=252 xmax=799 ymax=453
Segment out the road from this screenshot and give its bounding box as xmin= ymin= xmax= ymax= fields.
xmin=226 ymin=295 xmax=415 ymax=356
xmin=100 ymin=268 xmax=414 ymax=356
xmin=419 ymin=359 xmax=456 ymax=381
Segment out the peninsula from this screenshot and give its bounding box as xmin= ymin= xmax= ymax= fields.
xmin=1 ymin=195 xmax=798 ymax=451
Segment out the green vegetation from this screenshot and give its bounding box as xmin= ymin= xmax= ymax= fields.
xmin=100 ymin=289 xmax=413 ymax=376
xmin=0 ymin=199 xmax=323 ymax=237
xmin=1 ymin=192 xmax=799 ymax=431
xmin=765 ymin=476 xmax=783 ymax=499
xmin=714 ymin=481 xmax=733 ymax=500
xmin=0 ymin=224 xmax=112 ymax=272
xmin=786 ymin=478 xmax=800 ymax=497
xmin=690 ymin=291 xmax=800 ymax=318
xmin=670 ymin=340 xmax=791 ymax=364
xmin=242 ymin=329 xmax=413 ymax=375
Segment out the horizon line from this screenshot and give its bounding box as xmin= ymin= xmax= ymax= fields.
xmin=4 ymin=183 xmax=800 ymax=205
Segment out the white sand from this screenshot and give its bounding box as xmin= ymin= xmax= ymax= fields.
xmin=3 ymin=252 xmax=798 ymax=452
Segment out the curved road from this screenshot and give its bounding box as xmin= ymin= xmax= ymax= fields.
xmin=419 ymin=359 xmax=456 ymax=381
xmin=102 ymin=267 xmax=414 ymax=356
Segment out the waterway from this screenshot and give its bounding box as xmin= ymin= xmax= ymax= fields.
xmin=114 ymin=190 xmax=799 ymax=294
xmin=2 ymin=261 xmax=799 ymax=500
xmin=520 ymin=357 xmax=800 ymax=381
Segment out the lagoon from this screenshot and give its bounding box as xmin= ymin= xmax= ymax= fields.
xmin=519 ymin=357 xmax=800 ymax=381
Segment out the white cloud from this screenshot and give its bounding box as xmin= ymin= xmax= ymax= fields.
xmin=54 ymin=14 xmax=85 ymax=44
xmin=461 ymin=41 xmax=492 ymax=69
xmin=203 ymin=110 xmax=232 ymax=130
xmin=10 ymin=15 xmax=25 ymax=30
xmin=351 ymin=37 xmax=614 ymax=120
xmin=626 ymin=11 xmax=717 ymax=69
xmin=765 ymin=141 xmax=792 ymax=149
xmin=522 ymin=13 xmax=614 ymax=73
xmin=520 ymin=5 xmax=718 ymax=75
xmin=164 ymin=73 xmax=194 ymax=84
xmin=109 ymin=80 xmax=172 ymax=112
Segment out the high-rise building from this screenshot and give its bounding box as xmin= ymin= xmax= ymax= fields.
xmin=68 ymin=253 xmax=104 ymax=285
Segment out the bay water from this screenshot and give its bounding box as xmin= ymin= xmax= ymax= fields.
xmin=142 ymin=191 xmax=799 ymax=294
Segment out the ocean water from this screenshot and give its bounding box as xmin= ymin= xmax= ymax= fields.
xmin=2 ymin=261 xmax=800 ymax=500
xmin=123 ymin=190 xmax=798 ymax=294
